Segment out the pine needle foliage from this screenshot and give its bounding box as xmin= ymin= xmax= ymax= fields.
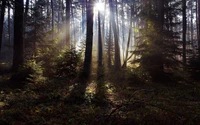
xmin=133 ymin=0 xmax=182 ymax=81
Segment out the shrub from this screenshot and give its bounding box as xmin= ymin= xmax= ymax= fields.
xmin=36 ymin=39 xmax=61 ymax=77
xmin=125 ymin=68 xmax=149 ymax=84
xmin=11 ymin=59 xmax=46 ymax=85
xmin=55 ymin=48 xmax=82 ymax=79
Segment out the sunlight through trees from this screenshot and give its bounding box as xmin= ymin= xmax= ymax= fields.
xmin=0 ymin=0 xmax=200 ymax=124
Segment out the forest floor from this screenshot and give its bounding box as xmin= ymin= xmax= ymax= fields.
xmin=0 ymin=72 xmax=200 ymax=125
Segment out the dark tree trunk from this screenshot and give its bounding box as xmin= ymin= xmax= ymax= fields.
xmin=24 ymin=0 xmax=30 ymax=27
xmin=182 ymin=0 xmax=187 ymax=65
xmin=108 ymin=13 xmax=112 ymax=68
xmin=0 ymin=0 xmax=6 ymax=54
xmin=58 ymin=0 xmax=61 ymax=32
xmin=83 ymin=0 xmax=94 ymax=79
xmin=102 ymin=1 xmax=106 ymax=53
xmin=197 ymin=0 xmax=200 ymax=55
xmin=61 ymin=0 xmax=64 ymax=23
xmin=115 ymin=0 xmax=119 ymax=35
xmin=66 ymin=0 xmax=71 ymax=47
xmin=98 ymin=11 xmax=103 ymax=68
xmin=13 ymin=0 xmax=24 ymax=71
xmin=34 ymin=0 xmax=37 ymax=55
xmin=158 ymin=0 xmax=164 ymax=29
xmin=157 ymin=0 xmax=165 ymax=74
xmin=121 ymin=0 xmax=125 ymax=61
xmin=97 ymin=11 xmax=103 ymax=79
xmin=47 ymin=0 xmax=51 ymax=30
xmin=51 ymin=0 xmax=54 ymax=39
xmin=8 ymin=5 xmax=11 ymax=50
xmin=122 ymin=5 xmax=133 ymax=68
xmin=109 ymin=0 xmax=121 ymax=70
xmin=190 ymin=2 xmax=194 ymax=52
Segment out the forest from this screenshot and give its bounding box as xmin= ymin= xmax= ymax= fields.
xmin=0 ymin=0 xmax=200 ymax=124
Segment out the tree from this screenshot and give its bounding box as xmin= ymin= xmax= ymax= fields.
xmin=197 ymin=0 xmax=200 ymax=54
xmin=83 ymin=0 xmax=94 ymax=79
xmin=66 ymin=0 xmax=71 ymax=47
xmin=24 ymin=0 xmax=30 ymax=28
xmin=51 ymin=0 xmax=54 ymax=39
xmin=0 ymin=0 xmax=6 ymax=54
xmin=97 ymin=10 xmax=103 ymax=79
xmin=107 ymin=10 xmax=112 ymax=68
xmin=182 ymin=0 xmax=187 ymax=65
xmin=58 ymin=0 xmax=61 ymax=32
xmin=134 ymin=0 xmax=181 ymax=81
xmin=109 ymin=0 xmax=121 ymax=70
xmin=13 ymin=0 xmax=24 ymax=71
xmin=98 ymin=11 xmax=103 ymax=68
xmin=7 ymin=1 xmax=11 ymax=50
xmin=122 ymin=4 xmax=133 ymax=68
xmin=24 ymin=0 xmax=49 ymax=57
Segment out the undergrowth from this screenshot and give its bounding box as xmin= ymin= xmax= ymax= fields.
xmin=1 ymin=48 xmax=200 ymax=124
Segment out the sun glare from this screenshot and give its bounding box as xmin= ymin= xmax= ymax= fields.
xmin=94 ymin=2 xmax=105 ymax=12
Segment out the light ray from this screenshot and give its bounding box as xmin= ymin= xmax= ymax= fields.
xmin=94 ymin=2 xmax=105 ymax=12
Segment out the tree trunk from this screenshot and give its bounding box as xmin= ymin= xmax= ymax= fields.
xmin=98 ymin=11 xmax=103 ymax=68
xmin=61 ymin=0 xmax=64 ymax=23
xmin=121 ymin=0 xmax=125 ymax=62
xmin=197 ymin=0 xmax=200 ymax=55
xmin=71 ymin=6 xmax=76 ymax=47
xmin=8 ymin=5 xmax=11 ymax=50
xmin=24 ymin=0 xmax=30 ymax=28
xmin=66 ymin=0 xmax=71 ymax=47
xmin=122 ymin=5 xmax=133 ymax=68
xmin=102 ymin=0 xmax=106 ymax=54
xmin=109 ymin=0 xmax=121 ymax=70
xmin=83 ymin=0 xmax=94 ymax=79
xmin=34 ymin=0 xmax=37 ymax=55
xmin=47 ymin=0 xmax=51 ymax=30
xmin=108 ymin=12 xmax=112 ymax=68
xmin=97 ymin=10 xmax=103 ymax=79
xmin=13 ymin=0 xmax=24 ymax=71
xmin=58 ymin=0 xmax=61 ymax=32
xmin=182 ymin=0 xmax=187 ymax=65
xmin=115 ymin=0 xmax=119 ymax=36
xmin=190 ymin=2 xmax=194 ymax=52
xmin=0 ymin=0 xmax=6 ymax=54
xmin=158 ymin=0 xmax=164 ymax=29
xmin=51 ymin=0 xmax=54 ymax=39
